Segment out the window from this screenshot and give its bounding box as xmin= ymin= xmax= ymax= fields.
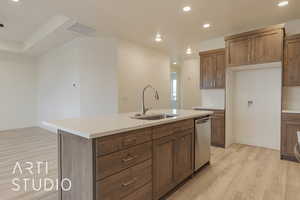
xmin=170 ymin=71 xmax=180 ymax=109
xmin=172 ymin=79 xmax=177 ymax=101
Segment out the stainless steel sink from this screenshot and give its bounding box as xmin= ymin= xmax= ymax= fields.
xmin=131 ymin=113 xmax=178 ymax=120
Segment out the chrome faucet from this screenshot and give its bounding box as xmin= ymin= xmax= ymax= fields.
xmin=141 ymin=85 xmax=159 ymax=115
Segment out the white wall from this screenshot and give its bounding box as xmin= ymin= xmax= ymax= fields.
xmin=37 ymin=37 xmax=119 ymax=129
xmin=78 ymin=37 xmax=118 ymax=117
xmin=38 ymin=37 xmax=169 ymax=127
xmin=285 ymin=19 xmax=300 ymax=36
xmin=117 ymin=40 xmax=170 ymax=113
xmin=37 ymin=39 xmax=80 ymax=127
xmin=283 ymin=87 xmax=300 ymax=110
xmin=0 ymin=52 xmax=37 ymax=131
xmin=181 ymin=58 xmax=201 ymax=109
xmin=181 ymin=37 xmax=225 ymax=109
xmin=230 ymin=65 xmax=282 ymax=150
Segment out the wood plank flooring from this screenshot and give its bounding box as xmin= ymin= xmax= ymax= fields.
xmin=168 ymin=144 xmax=300 ymax=200
xmin=0 ymin=128 xmax=299 ymax=200
xmin=0 ymin=127 xmax=58 ymax=200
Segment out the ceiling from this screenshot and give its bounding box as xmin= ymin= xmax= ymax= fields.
xmin=0 ymin=0 xmax=300 ymax=58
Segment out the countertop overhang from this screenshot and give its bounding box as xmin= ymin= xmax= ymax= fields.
xmin=43 ymin=109 xmax=213 ymax=139
xmin=282 ymin=110 xmax=300 ymax=114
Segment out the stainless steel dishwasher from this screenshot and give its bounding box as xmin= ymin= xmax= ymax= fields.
xmin=194 ymin=116 xmax=211 ymax=171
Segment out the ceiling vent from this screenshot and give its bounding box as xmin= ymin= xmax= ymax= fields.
xmin=67 ymin=22 xmax=96 ymax=35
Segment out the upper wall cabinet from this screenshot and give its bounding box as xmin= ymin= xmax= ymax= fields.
xmin=225 ymin=24 xmax=285 ymax=67
xmin=199 ymin=49 xmax=225 ymax=89
xmin=283 ymin=34 xmax=300 ymax=86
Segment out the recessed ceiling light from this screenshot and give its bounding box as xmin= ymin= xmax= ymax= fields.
xmin=183 ymin=6 xmax=191 ymax=12
xmin=278 ymin=1 xmax=289 ymax=7
xmin=186 ymin=48 xmax=192 ymax=55
xmin=155 ymin=33 xmax=162 ymax=42
xmin=11 ymin=0 xmax=20 ymax=2
xmin=0 ymin=24 xmax=4 ymax=28
xmin=203 ymin=23 xmax=211 ymax=28
xmin=173 ymin=62 xmax=177 ymax=65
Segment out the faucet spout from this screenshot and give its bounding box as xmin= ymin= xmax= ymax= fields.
xmin=142 ymin=85 xmax=159 ymax=115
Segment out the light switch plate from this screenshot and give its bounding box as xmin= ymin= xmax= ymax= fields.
xmin=297 ymin=131 xmax=300 ymax=143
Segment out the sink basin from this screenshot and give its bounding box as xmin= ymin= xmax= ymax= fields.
xmin=131 ymin=113 xmax=178 ymax=120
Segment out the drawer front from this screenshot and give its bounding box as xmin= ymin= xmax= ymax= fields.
xmin=213 ymin=111 xmax=225 ymax=116
xmin=96 ymin=160 xmax=152 ymax=200
xmin=172 ymin=119 xmax=194 ymax=131
xmin=122 ymin=183 xmax=152 ymax=200
xmin=282 ymin=113 xmax=300 ymax=122
xmin=153 ymin=119 xmax=194 ymax=139
xmin=96 ymin=142 xmax=152 ymax=180
xmin=96 ymin=128 xmax=152 ymax=156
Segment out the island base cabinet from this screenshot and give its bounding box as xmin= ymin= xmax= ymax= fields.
xmin=58 ymin=119 xmax=197 ymax=200
xmin=153 ymin=128 xmax=194 ymax=200
xmin=122 ymin=183 xmax=152 ymax=200
xmin=153 ymin=135 xmax=176 ymax=200
xmin=96 ymin=160 xmax=152 ymax=200
xmin=174 ymin=129 xmax=194 ymax=184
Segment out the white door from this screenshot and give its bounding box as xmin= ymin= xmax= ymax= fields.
xmin=232 ymin=67 xmax=282 ymax=150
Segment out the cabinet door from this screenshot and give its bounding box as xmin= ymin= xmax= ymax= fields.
xmin=215 ymin=52 xmax=225 ymax=88
xmin=252 ymin=30 xmax=283 ymax=64
xmin=211 ymin=114 xmax=225 ymax=148
xmin=174 ymin=130 xmax=194 ymax=184
xmin=284 ymin=36 xmax=300 ymax=86
xmin=200 ymin=55 xmax=216 ymax=89
xmin=282 ymin=121 xmax=300 ymax=156
xmin=226 ymin=37 xmax=251 ymax=67
xmin=153 ymin=135 xmax=176 ymax=200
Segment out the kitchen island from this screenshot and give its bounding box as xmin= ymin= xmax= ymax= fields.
xmin=45 ymin=109 xmax=213 ymax=200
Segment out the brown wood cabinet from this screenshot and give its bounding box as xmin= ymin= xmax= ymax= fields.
xmin=281 ymin=113 xmax=300 ymax=162
xmin=211 ymin=111 xmax=225 ymax=148
xmin=199 ymin=49 xmax=225 ymax=89
xmin=283 ymin=34 xmax=300 ymax=86
xmin=226 ymin=37 xmax=251 ymax=67
xmin=58 ymin=118 xmax=198 ymax=200
xmin=153 ymin=134 xmax=176 ymax=200
xmin=174 ymin=129 xmax=194 ymax=184
xmin=225 ymin=24 xmax=284 ymax=67
xmin=194 ymin=109 xmax=225 ymax=148
xmin=153 ymin=121 xmax=194 ymax=200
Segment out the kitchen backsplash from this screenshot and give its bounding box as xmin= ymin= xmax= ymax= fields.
xmin=283 ymin=87 xmax=300 ymax=110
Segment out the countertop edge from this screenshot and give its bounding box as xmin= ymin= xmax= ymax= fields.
xmin=282 ymin=110 xmax=300 ymax=114
xmin=43 ymin=112 xmax=213 ymax=139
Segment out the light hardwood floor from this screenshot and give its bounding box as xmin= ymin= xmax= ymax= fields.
xmin=0 ymin=128 xmax=299 ymax=200
xmin=168 ymin=143 xmax=300 ymax=200
xmin=0 ymin=127 xmax=58 ymax=200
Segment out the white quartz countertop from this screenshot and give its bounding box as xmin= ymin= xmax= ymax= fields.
xmin=282 ymin=110 xmax=300 ymax=114
xmin=193 ymin=106 xmax=225 ymax=111
xmin=44 ymin=109 xmax=213 ymax=139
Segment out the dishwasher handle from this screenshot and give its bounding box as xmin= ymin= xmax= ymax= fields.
xmin=195 ymin=117 xmax=210 ymax=124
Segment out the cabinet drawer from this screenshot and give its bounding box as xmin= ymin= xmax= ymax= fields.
xmin=282 ymin=113 xmax=300 ymax=122
xmin=122 ymin=183 xmax=152 ymax=200
xmin=96 ymin=160 xmax=152 ymax=200
xmin=96 ymin=142 xmax=152 ymax=180
xmin=172 ymin=119 xmax=194 ymax=131
xmin=96 ymin=128 xmax=152 ymax=156
xmin=153 ymin=119 xmax=194 ymax=139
